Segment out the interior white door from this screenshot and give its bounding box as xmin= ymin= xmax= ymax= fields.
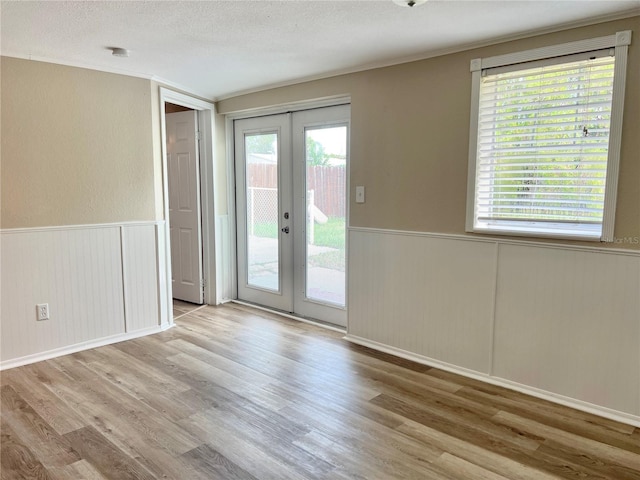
xmin=235 ymin=106 xmax=349 ymax=326
xmin=235 ymin=114 xmax=293 ymax=312
xmin=167 ymin=110 xmax=204 ymax=304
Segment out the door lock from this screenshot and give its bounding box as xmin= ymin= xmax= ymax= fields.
xmin=284 ymin=212 xmax=289 ymax=219
xmin=281 ymin=226 xmax=290 ymax=234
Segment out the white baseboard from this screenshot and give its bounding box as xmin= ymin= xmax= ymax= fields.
xmin=0 ymin=324 xmax=173 ymax=371
xmin=344 ymin=334 xmax=640 ymax=428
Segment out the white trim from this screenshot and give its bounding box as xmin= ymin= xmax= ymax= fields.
xmin=465 ymin=67 xmax=481 ymax=233
xmin=197 ymin=109 xmax=217 ymax=305
xmin=348 ymin=226 xmax=640 ymax=257
xmin=154 ymin=223 xmax=169 ymax=327
xmin=224 ymin=117 xmax=238 ymax=302
xmin=601 ymin=39 xmax=630 ymax=242
xmin=485 ymin=48 xmax=614 ymax=76
xmin=231 ymin=300 xmax=346 ymax=334
xmin=160 ymin=88 xmax=216 ymax=113
xmin=471 ymin=225 xmax=602 ymax=243
xmin=616 ymin=30 xmax=633 ymax=46
xmin=151 ymin=76 xmax=212 ymax=103
xmin=158 ymin=90 xmax=177 ymax=317
xmin=344 ymin=334 xmax=640 ymax=428
xmin=222 ymin=95 xmax=351 ymax=118
xmin=0 ymin=324 xmax=173 ymax=371
xmin=158 ymin=87 xmax=218 ymax=311
xmin=0 ymin=220 xmax=163 ymax=234
xmin=469 ymin=58 xmax=482 ymax=73
xmin=479 ymin=32 xmax=623 ymax=70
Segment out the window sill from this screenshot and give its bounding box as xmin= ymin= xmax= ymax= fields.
xmin=470 ymin=224 xmax=603 ymax=243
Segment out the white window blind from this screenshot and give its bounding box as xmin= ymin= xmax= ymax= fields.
xmin=474 ymin=52 xmax=616 ymax=238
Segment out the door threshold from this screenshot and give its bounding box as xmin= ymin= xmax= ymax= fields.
xmin=231 ymin=300 xmax=346 ymax=334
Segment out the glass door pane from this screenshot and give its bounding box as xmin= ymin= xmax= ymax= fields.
xmin=304 ymin=126 xmax=347 ymax=307
xmin=245 ymin=133 xmax=279 ymax=291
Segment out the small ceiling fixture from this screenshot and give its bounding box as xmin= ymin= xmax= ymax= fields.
xmin=393 ymin=0 xmax=427 ymax=6
xmin=110 ymin=47 xmax=130 ymax=57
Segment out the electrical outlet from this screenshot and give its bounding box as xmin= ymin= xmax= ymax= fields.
xmin=36 ymin=303 xmax=49 ymax=321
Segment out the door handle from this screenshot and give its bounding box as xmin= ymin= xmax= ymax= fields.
xmin=281 ymin=226 xmax=290 ymax=234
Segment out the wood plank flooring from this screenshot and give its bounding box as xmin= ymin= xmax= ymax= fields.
xmin=2 ymin=301 xmax=639 ymax=479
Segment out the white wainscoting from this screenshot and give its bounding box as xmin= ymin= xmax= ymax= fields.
xmin=493 ymin=244 xmax=640 ymax=417
xmin=347 ymin=227 xmax=640 ymax=426
xmin=0 ymin=221 xmax=168 ymax=369
xmin=215 ymin=214 xmax=234 ymax=303
xmin=121 ymin=224 xmax=160 ymax=333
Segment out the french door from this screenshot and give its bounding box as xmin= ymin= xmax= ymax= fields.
xmin=235 ymin=105 xmax=349 ymax=326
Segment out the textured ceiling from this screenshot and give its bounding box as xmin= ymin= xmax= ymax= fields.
xmin=1 ymin=0 xmax=639 ymax=100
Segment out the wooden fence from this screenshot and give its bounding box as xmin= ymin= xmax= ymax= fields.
xmin=248 ymin=164 xmax=346 ymax=217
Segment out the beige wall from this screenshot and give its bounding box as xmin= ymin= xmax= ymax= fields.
xmin=218 ymin=16 xmax=640 ymax=250
xmin=1 ymin=58 xmax=158 ymax=228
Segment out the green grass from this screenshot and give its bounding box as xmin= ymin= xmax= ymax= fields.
xmin=252 ymin=217 xmax=346 ymax=250
xmin=310 ymin=217 xmax=345 ymax=249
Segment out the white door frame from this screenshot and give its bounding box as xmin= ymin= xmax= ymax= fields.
xmin=224 ymin=95 xmax=351 ymax=318
xmin=159 ymin=88 xmax=217 ymax=322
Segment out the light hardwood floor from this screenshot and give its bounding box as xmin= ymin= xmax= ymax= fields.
xmin=1 ymin=301 xmax=639 ymax=479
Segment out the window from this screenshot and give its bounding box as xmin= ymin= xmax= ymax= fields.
xmin=466 ymin=31 xmax=631 ymax=241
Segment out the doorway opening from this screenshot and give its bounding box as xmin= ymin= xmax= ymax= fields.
xmin=234 ymin=104 xmax=349 ymax=327
xmin=159 ymin=88 xmax=217 ymax=323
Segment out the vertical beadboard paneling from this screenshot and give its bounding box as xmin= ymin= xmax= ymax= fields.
xmin=348 ymin=228 xmax=640 ymax=422
xmin=1 ymin=221 xmax=169 ymax=368
xmin=493 ymin=244 xmax=640 ymax=415
xmin=348 ymin=229 xmax=497 ymax=373
xmin=215 ymin=215 xmax=233 ymax=302
xmin=1 ymin=227 xmax=125 ymax=362
xmin=122 ymin=224 xmax=160 ymax=332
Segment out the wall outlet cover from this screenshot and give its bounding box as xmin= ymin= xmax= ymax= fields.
xmin=36 ymin=303 xmax=49 ymax=321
